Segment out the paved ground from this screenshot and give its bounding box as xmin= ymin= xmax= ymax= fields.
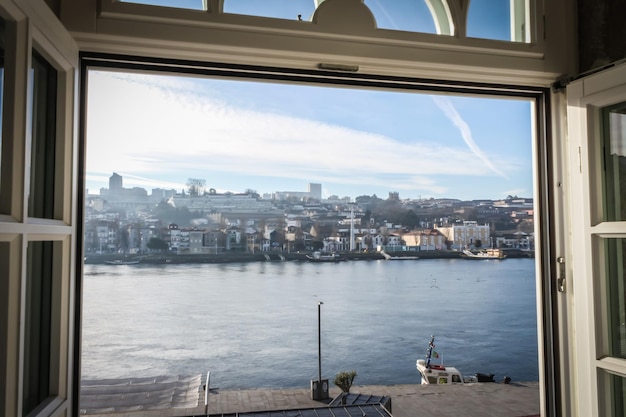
xmin=82 ymin=382 xmax=540 ymax=417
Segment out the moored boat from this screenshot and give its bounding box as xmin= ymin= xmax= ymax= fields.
xmin=461 ymin=248 xmax=506 ymax=260
xmin=416 ymin=336 xmax=464 ymax=385
xmin=104 ymin=259 xmax=140 ymax=265
xmin=306 ymin=251 xmax=343 ymax=262
xmin=416 ymin=336 xmax=496 ymax=384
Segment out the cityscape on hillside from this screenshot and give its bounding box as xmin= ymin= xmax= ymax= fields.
xmin=84 ymin=172 xmax=534 ymax=256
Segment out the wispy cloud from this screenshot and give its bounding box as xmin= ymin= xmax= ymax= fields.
xmin=368 ymin=0 xmax=398 ymax=29
xmin=432 ymin=96 xmax=508 ymax=179
xmin=86 ymin=71 xmax=524 ymax=199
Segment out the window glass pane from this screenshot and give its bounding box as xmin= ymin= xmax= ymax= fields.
xmin=82 ymin=69 xmax=539 ymax=416
xmin=120 ymin=0 xmax=206 ymax=11
xmin=467 ymin=0 xmax=514 ymax=42
xmin=606 ymin=238 xmax=626 ymax=359
xmin=28 ymin=50 xmax=57 ymax=219
xmin=364 ymin=0 xmax=437 ymax=34
xmin=223 ymin=0 xmax=314 ymax=20
xmin=603 ymin=103 xmax=626 ymax=222
xmin=23 ymin=241 xmax=54 ymax=416
xmin=608 ymin=372 xmax=626 ymax=417
xmin=0 ymin=17 xmax=5 ymax=202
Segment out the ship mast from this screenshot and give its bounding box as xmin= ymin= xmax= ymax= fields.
xmin=425 ymin=335 xmax=435 ymax=369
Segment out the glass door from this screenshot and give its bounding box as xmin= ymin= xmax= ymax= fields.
xmin=567 ymin=61 xmax=626 ymax=417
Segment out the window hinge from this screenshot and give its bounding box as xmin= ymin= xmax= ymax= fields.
xmin=557 ymin=256 xmax=566 ymax=292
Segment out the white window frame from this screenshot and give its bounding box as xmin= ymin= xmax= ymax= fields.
xmin=566 ymin=61 xmax=626 ymax=417
xmin=66 ymin=0 xmax=569 ymax=87
xmin=79 ymin=52 xmax=557 ymax=416
xmin=0 ymin=0 xmax=78 ymax=416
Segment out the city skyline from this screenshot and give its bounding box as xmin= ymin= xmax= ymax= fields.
xmin=87 ymin=172 xmax=533 ymax=202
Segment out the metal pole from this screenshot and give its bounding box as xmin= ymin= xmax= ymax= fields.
xmin=349 ymin=204 xmax=355 ymax=252
xmin=204 ymin=371 xmax=210 ymax=416
xmin=318 ymin=301 xmax=323 ymax=383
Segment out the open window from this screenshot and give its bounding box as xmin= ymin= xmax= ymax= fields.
xmin=0 ymin=1 xmax=78 ymax=416
xmin=566 ymin=61 xmax=626 ymax=417
xmin=78 ymin=54 xmax=553 ymax=415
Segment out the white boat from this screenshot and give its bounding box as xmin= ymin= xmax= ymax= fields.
xmin=461 ymin=248 xmax=506 ymax=260
xmin=104 ymin=259 xmax=140 ymax=265
xmin=306 ymin=251 xmax=343 ymax=262
xmin=416 ymin=336 xmax=465 ymax=385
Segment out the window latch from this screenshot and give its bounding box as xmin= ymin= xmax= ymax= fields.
xmin=557 ymin=257 xmax=566 ymax=292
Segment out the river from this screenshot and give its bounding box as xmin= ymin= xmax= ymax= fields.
xmin=81 ymin=257 xmax=538 ymax=388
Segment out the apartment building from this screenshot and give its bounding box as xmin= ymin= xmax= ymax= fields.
xmin=435 ymin=221 xmax=491 ymax=250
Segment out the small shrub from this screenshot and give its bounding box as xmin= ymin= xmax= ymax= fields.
xmin=334 ymin=370 xmax=357 ymax=393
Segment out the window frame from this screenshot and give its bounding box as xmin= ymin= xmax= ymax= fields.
xmin=566 ymin=62 xmax=626 ymax=416
xmin=83 ymin=0 xmax=560 ymax=87
xmin=77 ymin=51 xmax=559 ymax=416
xmin=0 ymin=1 xmax=78 ymax=416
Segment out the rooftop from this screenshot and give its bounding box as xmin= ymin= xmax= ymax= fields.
xmin=81 ymin=378 xmax=540 ymax=417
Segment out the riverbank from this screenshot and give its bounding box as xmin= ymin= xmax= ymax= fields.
xmin=84 ymin=248 xmax=533 ymax=265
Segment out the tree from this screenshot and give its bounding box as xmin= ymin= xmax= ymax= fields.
xmin=118 ymin=228 xmax=130 ymax=254
xmin=186 ymin=178 xmax=206 ymax=196
xmin=245 ymin=188 xmax=260 ymax=199
xmin=294 ymin=240 xmax=306 ymax=251
xmin=474 ymin=239 xmax=482 ymax=248
xmin=147 ymin=237 xmax=169 ymax=252
xmin=334 ymin=370 xmax=357 ymax=393
xmin=312 ymin=240 xmax=324 ymax=251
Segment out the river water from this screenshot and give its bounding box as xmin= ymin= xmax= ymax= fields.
xmin=81 ymin=257 xmax=538 ymax=388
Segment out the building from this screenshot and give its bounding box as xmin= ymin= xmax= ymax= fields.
xmin=402 ymin=229 xmax=447 ymax=251
xmin=308 ymin=183 xmax=322 ymax=201
xmin=1 ymin=1 xmax=624 ymax=416
xmin=108 ymin=172 xmax=122 ymax=194
xmin=172 ymin=193 xmax=277 ymax=214
xmin=435 ymin=221 xmax=491 ymax=250
xmin=273 ymin=183 xmax=324 ymax=201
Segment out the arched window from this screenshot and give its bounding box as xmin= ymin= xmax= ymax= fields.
xmin=118 ymin=0 xmax=532 ymax=43
xmin=223 ymin=0 xmax=315 ymax=20
xmin=120 ymin=0 xmax=206 ymax=11
xmin=467 ymin=0 xmax=530 ymax=42
xmin=364 ymin=1 xmax=437 ymax=34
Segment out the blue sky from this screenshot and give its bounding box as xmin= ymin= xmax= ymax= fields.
xmin=88 ymin=1 xmax=531 ymax=201
xmin=86 ymin=71 xmax=532 ymax=201
xmin=124 ymin=0 xmax=512 ymax=40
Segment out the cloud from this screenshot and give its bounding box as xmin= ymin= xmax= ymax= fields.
xmin=432 ymin=95 xmax=508 ymax=179
xmin=367 ymin=0 xmax=399 ymax=29
xmin=86 ymin=71 xmax=520 ymax=198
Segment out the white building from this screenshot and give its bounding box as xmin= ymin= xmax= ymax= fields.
xmin=435 ymin=221 xmax=491 ymax=250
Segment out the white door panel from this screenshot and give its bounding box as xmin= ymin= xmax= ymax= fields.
xmin=567 ymin=61 xmax=626 ymax=417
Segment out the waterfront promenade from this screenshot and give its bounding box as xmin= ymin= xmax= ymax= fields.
xmin=83 ymin=381 xmax=540 ymax=417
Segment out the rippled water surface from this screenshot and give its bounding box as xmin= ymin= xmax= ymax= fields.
xmin=81 ymin=258 xmax=538 ymax=388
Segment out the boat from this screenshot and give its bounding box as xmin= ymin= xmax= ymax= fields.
xmin=306 ymin=251 xmax=343 ymax=262
xmin=104 ymin=259 xmax=140 ymax=265
xmin=461 ymin=248 xmax=506 ymax=260
xmin=416 ymin=336 xmax=465 ymax=385
xmin=416 ymin=336 xmax=496 ymax=385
